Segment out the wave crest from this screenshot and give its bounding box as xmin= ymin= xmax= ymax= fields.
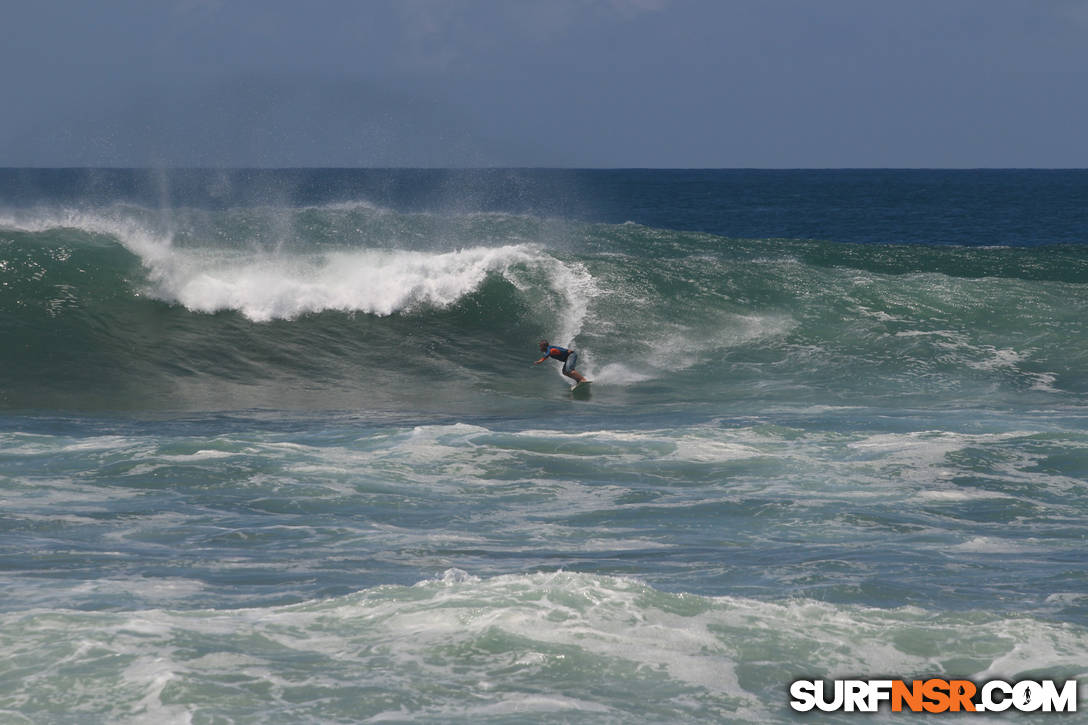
xmin=147 ymin=243 xmax=546 ymax=321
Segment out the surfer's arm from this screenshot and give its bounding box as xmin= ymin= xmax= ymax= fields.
xmin=533 ymin=355 xmax=549 ymax=365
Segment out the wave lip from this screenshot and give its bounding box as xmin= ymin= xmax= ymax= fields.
xmin=146 ymin=243 xmax=544 ymax=321
xmin=0 ymin=205 xmax=600 ymax=323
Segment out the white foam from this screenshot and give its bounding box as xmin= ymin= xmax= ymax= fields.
xmin=120 ymin=655 xmax=190 ymax=725
xmin=963 ymin=344 xmax=1028 ymax=372
xmin=154 ymin=449 xmax=236 ymax=462
xmin=590 ymin=362 xmax=654 ymax=384
xmin=6 ymin=571 xmax=1087 ymax=722
xmin=1028 ymin=370 xmax=1061 ymax=393
xmin=949 ymin=536 xmax=1043 ymax=554
xmin=145 ymin=244 xmax=542 ymax=321
xmin=0 ymin=433 xmax=137 ymax=457
xmin=510 ymin=254 xmax=600 ymax=381
xmin=915 ymin=490 xmax=1007 ymax=502
xmin=0 ymin=207 xmax=598 ymax=325
xmin=70 ymin=578 xmax=207 ymax=602
xmin=0 ymin=207 xmax=176 ymax=267
xmin=304 ymin=199 xmax=390 ymax=214
xmin=645 ymin=312 xmax=796 ymax=374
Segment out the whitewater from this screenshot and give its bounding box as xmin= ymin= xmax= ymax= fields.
xmin=1 ymin=168 xmax=1086 ymax=723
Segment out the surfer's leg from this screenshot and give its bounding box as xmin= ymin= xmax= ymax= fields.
xmin=563 ymin=352 xmax=585 ymax=382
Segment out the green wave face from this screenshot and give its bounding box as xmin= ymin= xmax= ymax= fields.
xmin=2 ymin=204 xmax=1086 ymax=412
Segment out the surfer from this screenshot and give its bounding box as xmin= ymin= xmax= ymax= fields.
xmin=534 ymin=340 xmax=587 ymax=384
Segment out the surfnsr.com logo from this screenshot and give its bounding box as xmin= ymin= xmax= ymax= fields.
xmin=789 ymin=679 xmax=1078 ymax=713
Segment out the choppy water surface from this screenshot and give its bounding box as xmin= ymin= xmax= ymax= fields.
xmin=2 ymin=169 xmax=1086 ymax=723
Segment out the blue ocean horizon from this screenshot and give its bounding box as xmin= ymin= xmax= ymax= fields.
xmin=2 ymin=168 xmax=1086 ymax=722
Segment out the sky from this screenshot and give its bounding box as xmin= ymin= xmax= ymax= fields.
xmin=2 ymin=0 xmax=1087 ymax=168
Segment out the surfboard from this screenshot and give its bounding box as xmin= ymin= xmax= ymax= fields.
xmin=570 ymin=380 xmax=592 ymax=393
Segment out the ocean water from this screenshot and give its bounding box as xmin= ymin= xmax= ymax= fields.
xmin=1 ymin=169 xmax=1087 ymax=723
